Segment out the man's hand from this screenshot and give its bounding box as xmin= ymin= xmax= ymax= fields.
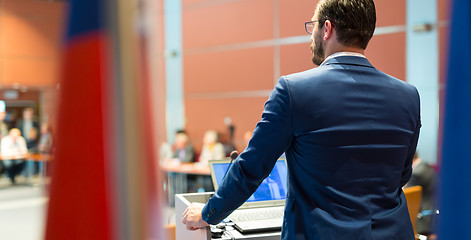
xmin=182 ymin=202 xmax=209 ymax=230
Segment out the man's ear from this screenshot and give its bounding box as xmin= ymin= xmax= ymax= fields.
xmin=323 ymin=20 xmax=333 ymax=40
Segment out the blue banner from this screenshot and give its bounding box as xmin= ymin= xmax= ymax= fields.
xmin=65 ymin=0 xmax=104 ymax=39
xmin=439 ymin=0 xmax=471 ymax=238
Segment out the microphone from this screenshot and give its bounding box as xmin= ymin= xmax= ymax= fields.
xmin=223 ymin=150 xmax=239 ymax=180
xmin=229 ymin=150 xmax=239 ymax=161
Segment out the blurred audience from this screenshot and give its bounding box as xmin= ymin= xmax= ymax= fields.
xmin=24 ymin=127 xmax=39 ymax=177
xmin=26 ymin=127 xmax=39 ymax=152
xmin=159 ymin=142 xmax=172 ymax=163
xmin=38 ymin=123 xmax=54 ymax=154
xmin=406 ymin=152 xmax=438 ymax=236
xmin=0 ymin=111 xmax=8 ymax=177
xmin=223 ymin=117 xmax=236 ymax=156
xmin=0 ymin=111 xmax=9 ymax=139
xmin=1 ymin=128 xmax=28 ymax=184
xmin=16 ymin=108 xmax=40 ymax=141
xmin=172 ymin=130 xmax=196 ymax=163
xmin=167 ymin=130 xmax=197 ymax=194
xmin=199 ymin=130 xmax=225 ymax=165
xmin=32 ymin=122 xmax=54 ymax=176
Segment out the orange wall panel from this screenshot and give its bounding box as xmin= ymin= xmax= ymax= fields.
xmin=3 ymin=0 xmax=64 ymax=57
xmin=439 ymin=26 xmax=449 ymax=85
xmin=184 ymin=47 xmax=275 ymax=94
xmin=152 ymin=5 xmax=168 ymax=143
xmin=176 ymin=0 xmax=444 ymax=150
xmin=2 ymin=15 xmax=56 ymax=57
xmin=182 ymin=0 xmax=210 ymax=7
xmin=0 ymin=0 xmax=65 ymax=88
xmin=279 ymin=0 xmax=406 ymax=38
xmin=437 ymin=0 xmax=451 ymax=162
xmin=185 ymin=97 xmax=267 ymax=152
xmin=3 ymin=57 xmax=59 ymax=86
xmin=438 ymin=25 xmax=449 ymax=157
xmin=438 ymin=0 xmax=450 ymax=21
xmin=365 ymin=32 xmax=406 ymax=81
xmin=437 ymin=0 xmax=450 ymax=86
xmin=438 ymin=24 xmax=449 ymax=129
xmin=280 ymin=43 xmax=314 ymax=76
xmin=279 ymin=0 xmax=318 ymax=38
xmin=4 ymin=0 xmax=64 ymax=16
xmin=374 ymin=0 xmax=406 ymax=27
xmin=182 ymin=0 xmax=274 ymax=49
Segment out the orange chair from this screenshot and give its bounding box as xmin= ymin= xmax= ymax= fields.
xmin=164 ymin=224 xmax=176 ymax=240
xmin=404 ymin=186 xmax=423 ymax=238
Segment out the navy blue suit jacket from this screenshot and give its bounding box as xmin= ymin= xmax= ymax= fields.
xmin=202 ymin=56 xmax=420 ymax=240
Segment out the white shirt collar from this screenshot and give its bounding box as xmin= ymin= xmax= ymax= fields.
xmin=322 ymin=52 xmax=366 ymax=64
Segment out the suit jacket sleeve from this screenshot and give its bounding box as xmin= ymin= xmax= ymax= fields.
xmin=400 ymin=88 xmax=421 ymax=187
xmin=202 ymin=77 xmax=294 ymax=224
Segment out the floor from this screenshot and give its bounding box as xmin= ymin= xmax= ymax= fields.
xmin=0 ymin=174 xmax=179 ymax=240
xmin=0 ymin=176 xmax=48 ymax=240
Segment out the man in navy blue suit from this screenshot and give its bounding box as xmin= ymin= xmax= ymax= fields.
xmin=183 ymin=0 xmax=420 ymax=239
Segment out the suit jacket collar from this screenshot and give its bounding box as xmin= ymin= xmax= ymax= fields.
xmin=320 ymin=55 xmax=375 ymax=69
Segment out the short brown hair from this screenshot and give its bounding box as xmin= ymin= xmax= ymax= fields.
xmin=317 ymin=0 xmax=376 ymax=49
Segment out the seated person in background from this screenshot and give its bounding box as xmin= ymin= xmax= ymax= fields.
xmin=0 ymin=111 xmax=9 ymax=176
xmin=26 ymin=127 xmax=39 ymax=153
xmin=241 ymin=131 xmax=253 ymax=152
xmin=38 ymin=123 xmax=53 ymax=154
xmin=1 ymin=128 xmax=28 ymax=184
xmin=35 ymin=123 xmax=53 ymax=177
xmin=170 ymin=130 xmax=197 ymax=192
xmin=172 ymin=130 xmax=196 ymax=163
xmin=159 ymin=141 xmax=173 ymax=164
xmin=0 ymin=111 xmax=9 ymax=138
xmin=199 ymin=130 xmax=225 ymax=165
xmin=196 ymin=130 xmax=225 ymax=192
xmin=24 ymin=127 xmax=39 ymax=177
xmin=16 ymin=107 xmax=40 ymax=141
xmin=406 ymin=152 xmax=438 ymax=236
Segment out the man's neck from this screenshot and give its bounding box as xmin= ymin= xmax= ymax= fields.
xmin=322 ymin=51 xmax=366 ymax=65
xmin=324 ymin=42 xmax=365 ymax=59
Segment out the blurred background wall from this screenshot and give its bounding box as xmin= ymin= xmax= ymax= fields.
xmin=0 ymin=0 xmax=450 ymax=163
xmin=0 ymin=0 xmax=65 ymax=126
xmin=152 ymin=0 xmax=450 ymax=164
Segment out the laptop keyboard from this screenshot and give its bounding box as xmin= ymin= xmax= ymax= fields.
xmin=229 ymin=207 xmax=284 ymax=222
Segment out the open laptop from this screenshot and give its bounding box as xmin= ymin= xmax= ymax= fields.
xmin=208 ymin=157 xmax=288 ymax=233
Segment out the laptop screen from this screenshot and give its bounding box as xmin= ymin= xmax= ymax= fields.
xmin=211 ymin=159 xmax=288 ymax=202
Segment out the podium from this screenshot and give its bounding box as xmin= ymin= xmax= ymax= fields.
xmin=175 ymin=192 xmax=281 ymax=240
xmin=175 ymin=192 xmax=212 ymax=240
